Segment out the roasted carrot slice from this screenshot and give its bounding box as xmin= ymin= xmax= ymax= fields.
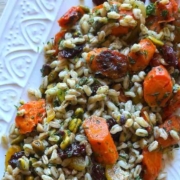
xmin=143 ymin=65 xmax=173 ymax=107
xmin=83 ymin=116 xmax=118 ymax=165
xmin=53 ymin=30 xmax=66 ymax=55
xmin=156 ymin=0 xmax=178 ymax=23
xmin=86 ymin=48 xmax=128 ymax=79
xmin=142 ymin=148 xmax=163 ymax=180
xmin=146 ymin=16 xmax=162 ymax=33
xmin=163 ymin=90 xmax=180 ymax=119
xmin=15 ymin=99 xmax=46 ymax=134
xmin=111 ymin=10 xmax=135 ymax=36
xmin=156 ymin=115 xmax=180 ymax=148
xmin=58 ymin=6 xmax=84 ymax=28
xmin=128 ymin=38 xmax=156 ymax=73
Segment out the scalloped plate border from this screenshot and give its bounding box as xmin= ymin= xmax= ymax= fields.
xmin=0 ymin=0 xmax=179 ymax=179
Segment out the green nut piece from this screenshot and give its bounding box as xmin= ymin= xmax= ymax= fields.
xmin=48 ymin=70 xmax=58 ymax=84
xmin=11 ymin=135 xmax=25 ymax=145
xmin=60 ymin=135 xmax=71 ymax=150
xmin=25 ymin=175 xmax=34 ymax=180
xmin=69 ymin=118 xmax=82 ymax=134
xmin=17 ymin=157 xmax=29 ymax=171
xmin=60 ymin=130 xmax=72 ymax=150
xmin=57 ymin=89 xmax=65 ymax=103
xmin=48 ymin=135 xmax=60 ymax=144
xmin=31 ymin=139 xmax=45 ymax=156
xmin=75 ymin=108 xmax=84 ymax=118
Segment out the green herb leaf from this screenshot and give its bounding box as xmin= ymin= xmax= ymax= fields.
xmin=146 ymin=3 xmax=155 ymax=16
xmin=161 ymin=10 xmax=168 ymax=18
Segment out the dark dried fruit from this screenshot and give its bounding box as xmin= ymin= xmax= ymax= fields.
xmin=9 ymin=151 xmax=24 ymax=168
xmin=91 ymin=80 xmax=103 ymax=95
xmin=120 ymin=115 xmax=127 ymax=125
xmin=91 ymin=162 xmax=106 ymax=180
xmin=92 ymin=0 xmax=107 ymax=6
xmin=41 ymin=64 xmax=51 ymax=77
xmin=107 ymin=118 xmax=121 ymax=142
xmin=58 ymin=142 xmax=86 ymax=160
xmin=59 ymin=45 xmax=84 ymax=59
xmin=150 ymin=53 xmax=162 ymax=67
xmin=91 ymin=50 xmax=128 ymax=79
xmin=160 ymin=45 xmax=178 ymax=67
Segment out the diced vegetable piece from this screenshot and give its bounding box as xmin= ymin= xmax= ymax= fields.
xmin=15 ymin=99 xmax=46 ymax=134
xmin=142 ymin=148 xmax=163 ymax=180
xmin=53 ymin=30 xmax=66 ymax=55
xmin=156 ymin=0 xmax=178 ymax=23
xmin=163 ymin=90 xmax=180 ymax=119
xmin=86 ymin=48 xmax=128 ymax=79
xmin=58 ymin=6 xmax=85 ymax=28
xmin=68 ymin=118 xmax=82 ymax=133
xmin=5 ymin=145 xmax=22 ymax=168
xmin=105 ymin=164 xmax=129 ymax=180
xmin=156 ymin=115 xmax=180 ymax=148
xmin=143 ymin=65 xmax=173 ymax=107
xmin=68 ymin=157 xmax=86 ymax=171
xmin=128 ymin=38 xmax=156 ymax=73
xmin=83 ymin=116 xmax=118 ymax=165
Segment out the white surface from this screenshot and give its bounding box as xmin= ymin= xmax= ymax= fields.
xmin=0 ymin=0 xmax=179 ymax=179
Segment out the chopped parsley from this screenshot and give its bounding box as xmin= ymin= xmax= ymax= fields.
xmin=161 ymin=10 xmax=168 ymax=18
xmin=146 ymin=3 xmax=155 ymax=16
xmin=128 ymin=56 xmax=136 ymax=64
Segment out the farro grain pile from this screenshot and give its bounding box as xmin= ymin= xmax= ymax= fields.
xmin=2 ymin=0 xmax=180 ymax=180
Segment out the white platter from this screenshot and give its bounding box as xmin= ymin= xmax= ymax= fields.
xmin=0 ymin=0 xmax=180 ymax=179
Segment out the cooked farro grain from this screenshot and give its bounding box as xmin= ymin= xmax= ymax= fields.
xmin=3 ymin=0 xmax=180 ymax=180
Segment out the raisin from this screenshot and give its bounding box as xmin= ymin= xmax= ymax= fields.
xmin=91 ymin=80 xmax=103 ymax=95
xmin=92 ymin=50 xmax=128 ymax=79
xmin=92 ymin=0 xmax=107 ymax=6
xmin=41 ymin=64 xmax=51 ymax=77
xmin=9 ymin=151 xmax=24 ymax=168
xmin=150 ymin=53 xmax=162 ymax=67
xmin=59 ymin=45 xmax=84 ymax=59
xmin=91 ymin=162 xmax=106 ymax=180
xmin=160 ymin=45 xmax=178 ymax=67
xmin=120 ymin=115 xmax=127 ymax=125
xmin=107 ymin=118 xmax=121 ymax=142
xmin=58 ymin=142 xmax=86 ymax=160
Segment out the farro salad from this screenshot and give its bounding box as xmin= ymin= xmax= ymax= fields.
xmin=2 ymin=0 xmax=180 ymax=179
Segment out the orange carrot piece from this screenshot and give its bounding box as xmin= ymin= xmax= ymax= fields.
xmin=53 ymin=30 xmax=66 ymax=55
xmin=15 ymin=99 xmax=46 ymax=134
xmin=83 ymin=116 xmax=118 ymax=165
xmin=111 ymin=10 xmax=135 ymax=36
xmin=162 ymin=90 xmax=180 ymax=119
xmin=128 ymin=38 xmax=156 ymax=73
xmin=142 ymin=148 xmax=163 ymax=180
xmin=143 ymin=65 xmax=173 ymax=107
xmin=86 ymin=48 xmax=128 ymax=79
xmin=157 ymin=0 xmax=178 ymax=23
xmin=146 ymin=16 xmax=162 ymax=33
xmin=156 ymin=115 xmax=180 ymax=148
xmin=58 ymin=6 xmax=84 ymax=28
xmin=111 ymin=26 xmax=130 ymax=36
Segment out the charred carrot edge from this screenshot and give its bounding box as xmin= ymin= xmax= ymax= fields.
xmin=83 ymin=116 xmax=118 ymax=165
xmin=15 ymin=99 xmax=46 ymax=134
xmin=128 ymin=38 xmax=156 ymax=73
xmin=157 ymin=115 xmax=180 ymax=148
xmin=142 ymin=148 xmax=163 ymax=180
xmin=143 ymin=65 xmax=173 ymax=107
xmin=58 ymin=6 xmax=85 ymax=28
